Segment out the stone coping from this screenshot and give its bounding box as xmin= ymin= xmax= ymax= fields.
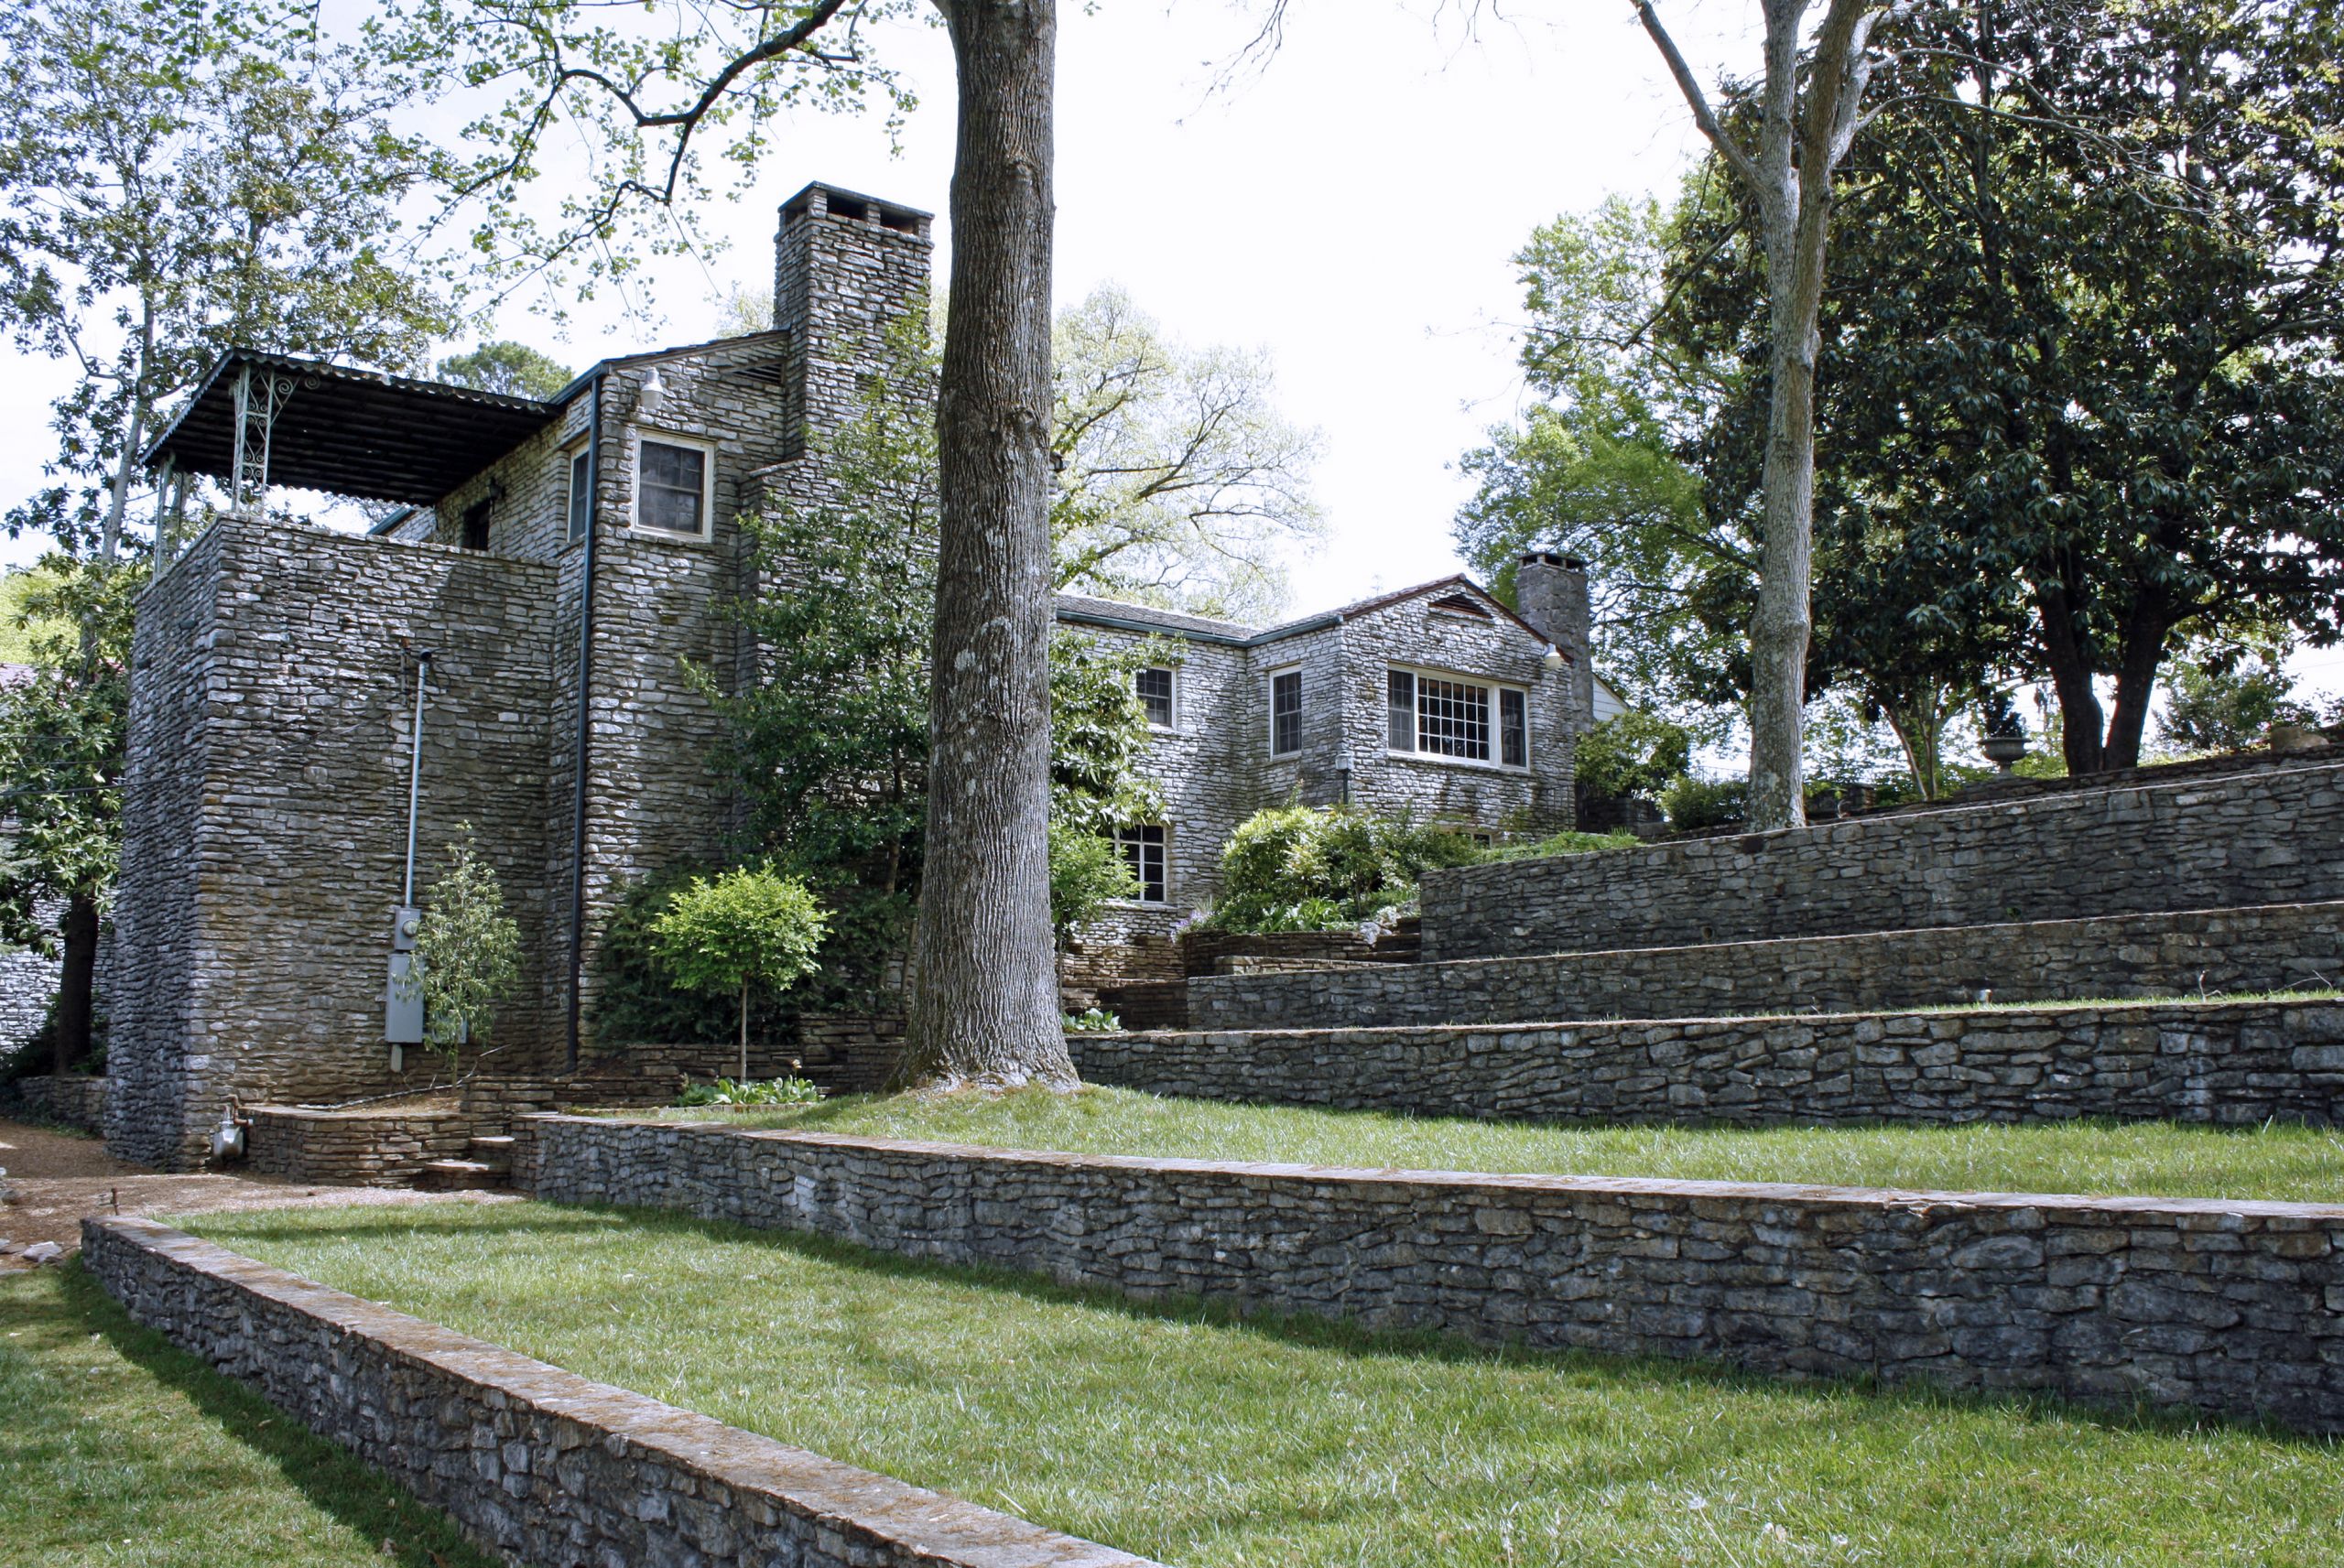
xmin=540 ymin=1116 xmax=2344 ymax=1220
xmin=84 ymin=1217 xmax=1157 ymax=1568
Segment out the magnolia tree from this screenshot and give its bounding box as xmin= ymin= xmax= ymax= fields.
xmin=649 ymin=866 xmax=829 ymax=1081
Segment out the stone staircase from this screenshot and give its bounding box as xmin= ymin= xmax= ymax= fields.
xmin=1086 ymin=756 xmax=2344 ymax=1131
xmin=417 ymin=1133 xmax=517 ymax=1192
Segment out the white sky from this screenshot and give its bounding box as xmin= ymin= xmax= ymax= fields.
xmin=5 ymin=0 xmax=2335 ymax=700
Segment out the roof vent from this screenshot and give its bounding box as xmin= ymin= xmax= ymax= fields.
xmin=1428 ymin=592 xmax=1492 ymax=619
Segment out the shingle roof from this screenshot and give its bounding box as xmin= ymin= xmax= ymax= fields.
xmin=1053 ymin=575 xmax=1556 ymax=650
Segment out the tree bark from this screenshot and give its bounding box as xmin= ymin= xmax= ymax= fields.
xmin=2032 ymin=571 xmax=2106 ymax=774
xmin=898 ymin=0 xmax=1074 ymax=1089
xmin=53 ymin=892 xmax=99 ymax=1076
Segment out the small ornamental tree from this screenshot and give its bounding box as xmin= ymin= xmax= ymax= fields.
xmin=413 ymin=827 xmax=522 ymax=1066
xmin=648 ymin=867 xmax=828 ymax=1081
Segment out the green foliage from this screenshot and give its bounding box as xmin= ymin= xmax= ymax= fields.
xmin=1060 ymin=1008 xmax=1122 ymax=1033
xmin=1660 ymin=776 xmax=1747 ymax=832
xmin=647 ymin=867 xmax=828 ymax=1010
xmin=1047 ymin=629 xmax=1167 ymax=834
xmin=1569 ymin=711 xmax=1692 ymax=802
xmin=436 ymin=341 xmax=573 ymax=400
xmin=0 ymin=568 xmax=70 ymax=665
xmin=1047 ymin=820 xmax=1138 ymax=946
xmin=1476 ymin=829 xmax=1639 ymax=863
xmin=2157 ymin=651 xmax=2314 ymax=757
xmin=675 ymin=1075 xmax=824 ymax=1108
xmin=409 ymin=827 xmax=522 ymax=1062
xmin=1207 ymin=806 xmax=1482 ymax=934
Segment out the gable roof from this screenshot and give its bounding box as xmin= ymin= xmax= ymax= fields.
xmin=1051 ymin=575 xmax=1567 ymax=654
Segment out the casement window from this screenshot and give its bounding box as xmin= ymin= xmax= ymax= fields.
xmin=1136 ymin=666 xmax=1176 ymax=729
xmin=1387 ymin=667 xmax=1531 ymax=768
xmin=1269 ymin=669 xmax=1303 ymax=756
xmin=565 ymin=447 xmax=592 ymax=543
xmin=1113 ymin=824 xmax=1167 ymax=903
xmin=632 ymin=434 xmax=714 ymax=538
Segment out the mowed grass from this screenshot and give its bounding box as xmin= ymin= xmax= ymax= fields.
xmin=0 ymin=1264 xmax=491 ymax=1568
xmin=186 ymin=1201 xmax=2344 ymax=1568
xmin=632 ymin=1083 xmax=2344 ymax=1205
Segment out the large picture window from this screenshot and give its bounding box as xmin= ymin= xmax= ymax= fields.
xmin=633 ymin=436 xmax=712 ymax=537
xmin=1388 ymin=668 xmax=1529 ymax=768
xmin=1113 ymin=824 xmax=1167 ymax=903
xmin=1136 ymin=666 xmax=1176 ymax=729
xmin=1270 ymin=669 xmax=1302 ymax=756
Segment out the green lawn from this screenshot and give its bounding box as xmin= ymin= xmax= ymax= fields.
xmin=0 ymin=1264 xmax=491 ymax=1568
xmin=628 ymin=1083 xmax=2344 ymax=1205
xmin=187 ymin=1201 xmax=2343 ymax=1568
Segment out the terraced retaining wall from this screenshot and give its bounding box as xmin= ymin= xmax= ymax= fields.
xmin=1073 ymin=1000 xmax=2344 ymax=1128
xmin=81 ymin=1217 xmax=1157 ymax=1568
xmin=1193 ymin=901 xmax=2344 ymax=1031
xmin=245 ymin=1104 xmax=474 ymax=1187
xmin=517 ymin=1117 xmax=2344 ymax=1434
xmin=1422 ymin=760 xmax=2344 ymax=961
xmin=5 ymin=1073 xmax=108 ymax=1134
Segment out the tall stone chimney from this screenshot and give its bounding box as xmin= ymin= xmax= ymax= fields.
xmin=1515 ymin=551 xmax=1596 ymax=730
xmin=771 ymin=182 xmax=934 ymax=460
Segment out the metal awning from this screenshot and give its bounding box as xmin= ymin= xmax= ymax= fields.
xmin=142 ymin=349 xmax=563 ymax=507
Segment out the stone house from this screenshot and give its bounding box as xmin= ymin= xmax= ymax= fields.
xmin=104 ymin=180 xmax=1598 ymax=1166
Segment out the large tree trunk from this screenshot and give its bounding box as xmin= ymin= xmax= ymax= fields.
xmin=1747 ymin=198 xmax=1822 ymax=830
xmin=2032 ymin=572 xmax=2107 ymax=775
xmin=52 ymin=892 xmax=99 ymax=1076
xmin=898 ymin=0 xmax=1074 ymax=1089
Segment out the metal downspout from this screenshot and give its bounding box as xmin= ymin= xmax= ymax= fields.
xmin=565 ymin=373 xmax=604 ymax=1072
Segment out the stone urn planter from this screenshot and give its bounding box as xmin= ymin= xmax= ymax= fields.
xmin=1981 ymin=733 xmax=2028 ymax=773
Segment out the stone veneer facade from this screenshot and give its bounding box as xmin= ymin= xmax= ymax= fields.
xmin=83 ymin=1218 xmax=1158 ymax=1568
xmin=515 ymin=1117 xmax=2344 ymax=1434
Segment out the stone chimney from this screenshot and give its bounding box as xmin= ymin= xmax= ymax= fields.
xmin=1515 ymin=551 xmax=1595 ymax=730
xmin=772 ymin=182 xmax=934 ymax=460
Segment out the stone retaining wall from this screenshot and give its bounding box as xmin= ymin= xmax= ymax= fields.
xmin=1422 ymin=760 xmax=2344 ymax=961
xmin=245 ymin=1104 xmax=474 ymax=1186
xmin=1072 ymin=1000 xmax=2344 ymax=1129
xmin=518 ymin=1117 xmax=2344 ymax=1433
xmin=5 ymin=1073 xmax=108 ymax=1134
xmin=1193 ymin=900 xmax=2344 ymax=1031
xmin=82 ymin=1218 xmax=1156 ymax=1568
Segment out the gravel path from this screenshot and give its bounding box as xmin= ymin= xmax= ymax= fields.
xmin=0 ymin=1118 xmax=512 ymax=1271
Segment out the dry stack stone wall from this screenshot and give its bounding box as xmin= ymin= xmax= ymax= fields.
xmin=1074 ymin=999 xmax=2344 ymax=1129
xmin=4 ymin=1073 xmax=108 ymax=1133
xmin=1423 ymin=760 xmax=2344 ymax=962
xmin=518 ymin=1117 xmax=2344 ymax=1434
xmin=82 ymin=1218 xmax=1158 ymax=1568
xmin=1190 ymin=900 xmax=2344 ymax=1032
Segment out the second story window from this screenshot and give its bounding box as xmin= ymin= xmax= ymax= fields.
xmin=1270 ymin=669 xmax=1302 ymax=756
xmin=1136 ymin=666 xmax=1176 ymax=729
xmin=566 ymin=448 xmax=591 ymax=542
xmin=635 ymin=436 xmax=711 ymax=537
xmin=460 ymin=497 xmax=492 ymax=552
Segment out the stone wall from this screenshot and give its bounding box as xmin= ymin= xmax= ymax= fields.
xmin=1192 ymin=899 xmax=2344 ymax=1031
xmin=82 ymin=1217 xmax=1157 ymax=1568
xmin=4 ymin=1073 xmax=108 ymax=1133
xmin=1422 ymin=760 xmax=2344 ymax=962
xmin=1072 ymin=998 xmax=2344 ymax=1129
xmin=517 ymin=1117 xmax=2344 ymax=1433
xmin=244 ymin=1104 xmax=475 ymax=1186
xmin=0 ymin=945 xmax=56 ymax=1066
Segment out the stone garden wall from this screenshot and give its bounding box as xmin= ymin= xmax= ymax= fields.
xmin=0 ymin=945 xmax=56 ymax=1066
xmin=1072 ymin=999 xmax=2344 ymax=1129
xmin=1422 ymin=760 xmax=2344 ymax=961
xmin=517 ymin=1117 xmax=2344 ymax=1433
xmin=244 ymin=1104 xmax=475 ymax=1186
xmin=4 ymin=1073 xmax=108 ymax=1134
xmin=83 ymin=1218 xmax=1156 ymax=1568
xmin=1193 ymin=900 xmax=2344 ymax=1031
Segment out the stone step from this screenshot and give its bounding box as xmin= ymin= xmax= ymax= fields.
xmin=1071 ymin=995 xmax=2344 ymax=1131
xmin=1420 ymin=757 xmax=2344 ymax=962
xmin=464 ymin=1135 xmax=515 ymax=1173
xmin=1188 ymin=900 xmax=2344 ymax=1033
xmin=416 ymin=1158 xmax=507 ymax=1192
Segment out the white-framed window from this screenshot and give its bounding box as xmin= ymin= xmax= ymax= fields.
xmin=630 ymin=431 xmax=715 ymax=539
xmin=1269 ymin=668 xmax=1303 ymax=756
xmin=1136 ymin=666 xmax=1177 ymax=730
xmin=1113 ymin=824 xmax=1167 ymax=903
xmin=1387 ymin=667 xmax=1530 ymax=768
xmin=564 ymin=446 xmax=592 ymax=543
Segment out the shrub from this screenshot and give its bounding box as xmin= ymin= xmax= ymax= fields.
xmin=1047 ymin=819 xmax=1138 ymax=944
xmin=408 ymin=827 xmax=522 ymax=1066
xmin=1207 ymin=806 xmax=1481 ymax=933
xmin=1571 ymin=711 xmax=1693 ymax=801
xmin=648 ymin=866 xmax=829 ymax=1080
xmin=1477 ymin=828 xmax=1639 ymax=862
xmin=1061 ymin=1008 xmax=1123 ymax=1033
xmin=1661 ymin=775 xmax=1747 ymax=831
xmin=675 ymin=1075 xmax=825 ymax=1108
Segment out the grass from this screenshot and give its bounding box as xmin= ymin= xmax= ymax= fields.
xmin=184 ymin=1200 xmax=2344 ymax=1568
xmin=0 ymin=1264 xmax=492 ymax=1568
xmin=627 ymin=1083 xmax=2344 ymax=1205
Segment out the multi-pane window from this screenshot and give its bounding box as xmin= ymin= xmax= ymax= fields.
xmin=1136 ymin=666 xmax=1176 ymax=729
xmin=566 ymin=448 xmax=592 ymax=542
xmin=1270 ymin=669 xmax=1303 ymax=756
xmin=1114 ymin=825 xmax=1167 ymax=903
xmin=1387 ymin=668 xmax=1529 ymax=768
xmin=635 ymin=438 xmax=710 ymax=535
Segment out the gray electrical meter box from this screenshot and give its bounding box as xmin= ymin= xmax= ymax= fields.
xmin=385 ymin=905 xmax=424 ymax=1044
